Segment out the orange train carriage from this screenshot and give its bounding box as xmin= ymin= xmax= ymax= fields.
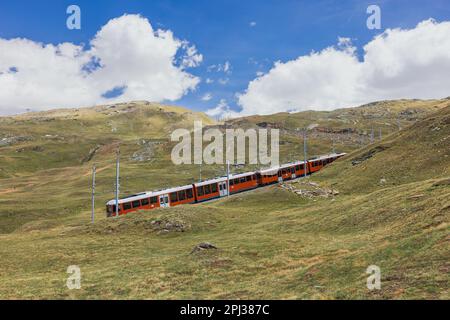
xmin=106 ymin=153 xmax=346 ymax=216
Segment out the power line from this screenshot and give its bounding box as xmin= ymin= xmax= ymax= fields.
xmin=91 ymin=164 xmax=96 ymax=224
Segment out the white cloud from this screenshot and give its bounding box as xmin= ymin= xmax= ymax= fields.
xmin=201 ymin=93 xmax=212 ymax=101
xmin=223 ymin=61 xmax=231 ymax=73
xmin=238 ymin=19 xmax=450 ymax=116
xmin=207 ymin=61 xmax=232 ymax=74
xmin=0 ymin=14 xmax=202 ymax=115
xmin=256 ymin=71 xmax=264 ymax=77
xmin=205 ymin=78 xmax=214 ymax=84
xmin=249 ymin=21 xmax=257 ymax=27
xmin=205 ymin=99 xmax=238 ymax=119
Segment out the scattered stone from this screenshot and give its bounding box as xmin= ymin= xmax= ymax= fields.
xmin=130 ymin=140 xmax=160 ymax=162
xmin=432 ymin=178 xmax=450 ymax=187
xmin=408 ymin=194 xmax=425 ymax=200
xmin=151 ymin=218 xmax=189 ymax=233
xmin=190 ymin=242 xmax=218 ymax=254
xmin=280 ymin=181 xmax=339 ymax=199
xmin=0 ymin=135 xmax=32 ymax=147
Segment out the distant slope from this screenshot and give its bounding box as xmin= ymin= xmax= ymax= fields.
xmin=227 ymin=98 xmax=449 ymax=131
xmin=0 ymin=101 xmax=214 ymax=178
xmin=314 ymin=104 xmax=450 ymax=193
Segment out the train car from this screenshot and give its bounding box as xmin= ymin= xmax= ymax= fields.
xmin=193 ymin=178 xmax=226 ymax=202
xmin=228 ymin=171 xmax=258 ymax=194
xmin=293 ymin=161 xmax=308 ymax=177
xmin=259 ymin=160 xmax=308 ymax=185
xmin=106 ymin=184 xmax=195 ymax=216
xmin=258 ymin=167 xmax=280 ymax=185
xmin=308 ymin=153 xmax=346 ymax=174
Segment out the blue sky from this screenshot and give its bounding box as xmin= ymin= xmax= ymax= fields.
xmin=1 ymin=0 xmax=450 ymax=115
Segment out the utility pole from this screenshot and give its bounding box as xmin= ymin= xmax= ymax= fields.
xmin=91 ymin=164 xmax=96 ymax=224
xmin=115 ymin=148 xmax=120 ymax=218
xmin=303 ymin=130 xmax=308 ymax=178
xmin=332 ymin=134 xmax=335 ymax=154
xmin=226 ymin=160 xmax=230 ymax=196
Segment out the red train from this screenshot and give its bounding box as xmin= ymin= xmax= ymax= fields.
xmin=106 ymin=153 xmax=346 ymax=217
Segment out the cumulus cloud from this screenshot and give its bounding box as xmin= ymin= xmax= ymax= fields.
xmin=237 ymin=19 xmax=450 ymax=116
xmin=0 ymin=14 xmax=202 ymax=115
xmin=205 ymin=99 xmax=238 ymax=119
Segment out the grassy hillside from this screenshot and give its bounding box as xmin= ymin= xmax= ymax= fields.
xmin=0 ymin=99 xmax=448 ymax=299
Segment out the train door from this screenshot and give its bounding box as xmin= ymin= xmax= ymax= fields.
xmin=159 ymin=194 xmax=169 ymax=208
xmin=278 ymin=170 xmax=283 ymax=182
xmin=291 ymin=167 xmax=296 ymax=179
xmin=219 ymin=181 xmax=228 ymax=197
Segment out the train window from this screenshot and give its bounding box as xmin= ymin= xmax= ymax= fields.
xmin=291 ymin=168 xmax=295 ymax=173
xmin=141 ymin=198 xmax=149 ymax=206
xmin=204 ymin=185 xmax=211 ymax=194
xmin=170 ymin=192 xmax=178 ymax=202
xmin=246 ymin=176 xmax=251 ymax=182
xmin=132 ymin=200 xmax=141 ymax=208
xmin=234 ymin=178 xmax=239 ymax=184
xmin=197 ymin=186 xmax=204 ymax=196
xmin=150 ymin=196 xmax=158 ymax=204
xmin=123 ymin=202 xmax=132 ymax=210
xmin=253 ymin=174 xmax=257 ymax=180
xmin=186 ymin=188 xmax=193 ymax=199
xmin=178 ymin=190 xmax=186 ymax=201
xmin=229 ymin=180 xmax=234 ymax=186
xmin=240 ymin=177 xmax=246 ymax=183
xmin=295 ymin=165 xmax=300 ymax=171
xmin=300 ymin=164 xmax=304 ymax=170
xmin=211 ymin=183 xmax=217 ymax=193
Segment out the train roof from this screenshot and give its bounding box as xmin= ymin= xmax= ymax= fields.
xmin=312 ymin=152 xmax=347 ymax=161
xmin=194 ymin=177 xmax=226 ymax=186
xmin=259 ymin=153 xmax=346 ymax=175
xmin=106 ymin=184 xmax=193 ymax=205
xmin=194 ymin=171 xmax=257 ymax=187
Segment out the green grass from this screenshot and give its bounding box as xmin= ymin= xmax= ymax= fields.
xmin=0 ymin=99 xmax=449 ymax=299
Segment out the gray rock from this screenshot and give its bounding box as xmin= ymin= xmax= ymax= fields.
xmin=190 ymin=242 xmax=218 ymax=254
